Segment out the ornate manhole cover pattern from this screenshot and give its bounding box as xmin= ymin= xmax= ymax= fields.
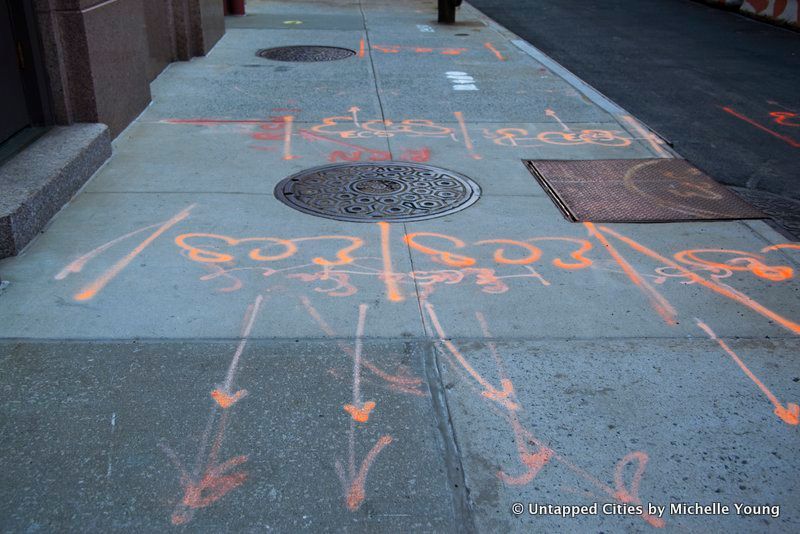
xmin=274 ymin=163 xmax=481 ymax=222
xmin=256 ymin=46 xmax=356 ymax=62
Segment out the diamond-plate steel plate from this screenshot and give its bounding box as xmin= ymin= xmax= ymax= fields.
xmin=256 ymin=46 xmax=355 ymax=62
xmin=525 ymin=159 xmax=764 ymax=222
xmin=274 ymin=163 xmax=481 ymax=222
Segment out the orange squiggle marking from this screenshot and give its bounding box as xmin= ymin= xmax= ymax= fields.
xmin=474 ymin=239 xmax=542 ymax=265
xmin=585 ymin=223 xmax=678 ymax=325
xmin=598 ymin=225 xmax=800 ymax=335
xmin=674 ymin=249 xmax=793 ymax=282
xmin=528 ymin=237 xmax=594 ymax=269
xmin=696 ymin=319 xmax=799 ymax=425
xmin=291 ymin=236 xmax=364 ymax=266
xmin=404 ymin=232 xmax=476 ymax=267
xmin=74 ymin=204 xmax=195 ymax=301
xmin=175 ymin=234 xmax=297 ymax=263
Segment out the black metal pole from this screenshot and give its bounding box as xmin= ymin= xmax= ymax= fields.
xmin=438 ymin=0 xmax=456 ymax=23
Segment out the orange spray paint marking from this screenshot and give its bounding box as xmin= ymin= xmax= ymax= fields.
xmin=343 ymin=304 xmax=377 ymax=422
xmin=282 ymin=115 xmax=300 ymax=160
xmin=300 ymin=296 xmax=426 ymax=395
xmin=378 ymin=222 xmax=404 ymax=302
xmin=770 ymin=111 xmax=800 ymax=127
xmin=528 ymin=237 xmax=594 ymax=269
xmin=545 ymin=108 xmax=570 ymax=132
xmin=292 ymin=236 xmax=364 ymax=266
xmin=474 ymin=239 xmax=542 ymax=265
xmin=404 ymin=232 xmax=476 ymax=267
xmin=696 ymin=319 xmax=799 ymax=425
xmin=585 ymin=223 xmax=678 ymax=325
xmin=56 ymin=222 xmax=162 ymax=280
xmin=674 ymin=249 xmax=793 ymax=282
xmin=358 ymin=38 xmax=365 ymax=58
xmin=612 ymin=452 xmax=666 ymax=528
xmin=211 ymin=294 xmax=264 ymax=408
xmin=453 ymin=111 xmax=482 ymax=160
xmin=763 ymin=243 xmax=800 ymax=253
xmin=598 ymin=225 xmax=800 ymax=335
xmin=336 ymin=435 xmax=394 ymax=511
xmin=425 ymin=302 xmax=518 ymax=410
xmin=349 ymin=106 xmax=361 ymax=127
xmin=621 ymin=115 xmax=671 ymax=157
xmin=722 ymin=107 xmax=800 ymax=148
xmin=74 ymin=204 xmax=195 ymax=301
xmin=484 ymin=42 xmax=505 ymax=61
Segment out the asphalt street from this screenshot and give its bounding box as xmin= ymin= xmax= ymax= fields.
xmin=469 ymin=0 xmax=800 ymax=229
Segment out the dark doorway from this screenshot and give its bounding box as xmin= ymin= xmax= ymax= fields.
xmin=0 ymin=0 xmax=30 ymax=144
xmin=0 ymin=0 xmax=50 ymax=153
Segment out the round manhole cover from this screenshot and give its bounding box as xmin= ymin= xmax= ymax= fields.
xmin=274 ymin=163 xmax=481 ymax=222
xmin=256 ymin=46 xmax=356 ymax=62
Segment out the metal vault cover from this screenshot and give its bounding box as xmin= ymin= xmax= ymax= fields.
xmin=274 ymin=163 xmax=481 ymax=223
xmin=256 ymin=46 xmax=356 ymax=62
xmin=524 ymin=159 xmax=765 ymax=222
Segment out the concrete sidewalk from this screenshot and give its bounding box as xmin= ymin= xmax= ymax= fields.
xmin=0 ymin=0 xmax=798 ymax=531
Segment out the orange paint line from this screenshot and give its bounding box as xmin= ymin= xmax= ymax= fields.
xmin=620 ymin=115 xmax=671 ymax=157
xmin=584 ymin=223 xmax=678 ymax=325
xmin=598 ymin=225 xmax=800 ymax=335
xmin=282 ymin=115 xmax=299 ymax=160
xmin=484 ymin=42 xmax=505 ymax=61
xmin=378 ymin=222 xmax=403 ymax=302
xmin=358 ymin=38 xmax=365 ymax=58
xmin=55 ymin=222 xmax=162 ymax=280
xmin=425 ymin=303 xmax=515 ymax=408
xmin=722 ymin=107 xmax=800 ymax=148
xmin=74 ymin=204 xmax=196 ymax=301
xmin=339 ymin=435 xmax=393 ymax=511
xmin=696 ymin=319 xmax=798 ymax=425
xmin=453 ymin=111 xmax=482 ymax=160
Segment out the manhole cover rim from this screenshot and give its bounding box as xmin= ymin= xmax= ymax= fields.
xmin=274 ymin=162 xmax=482 ymax=223
xmin=256 ymin=45 xmax=357 ymax=62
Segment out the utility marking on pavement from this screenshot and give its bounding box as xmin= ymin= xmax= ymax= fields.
xmin=72 ymin=204 xmax=196 ymax=301
xmin=545 ymin=108 xmax=570 ymax=132
xmin=161 ymin=295 xmax=263 ymax=526
xmin=416 ymin=24 xmax=435 ymax=32
xmin=378 ymin=222 xmax=404 ymax=302
xmin=282 ymin=115 xmax=299 ymax=160
xmin=453 ymin=111 xmax=482 ymax=159
xmin=427 ymin=305 xmax=665 ymax=528
xmin=283 ymin=20 xmax=303 ymax=25
xmin=620 ymin=115 xmax=672 ymax=158
xmin=484 ymin=42 xmax=505 ymax=61
xmin=696 ymin=319 xmax=799 ymax=425
xmin=722 ymin=106 xmax=800 ymax=148
xmin=358 ymin=38 xmax=365 ymax=58
xmin=373 ymin=45 xmax=466 ymax=55
xmin=300 ymin=296 xmax=427 ymax=396
xmin=56 ymin=223 xmax=163 ymax=280
xmin=596 ymin=225 xmax=800 ymax=335
xmin=342 ymin=303 xmax=377 ymax=422
xmin=447 ymin=71 xmax=478 ymax=91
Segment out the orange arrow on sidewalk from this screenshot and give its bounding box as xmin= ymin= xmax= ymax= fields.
xmin=696 ymin=319 xmax=799 ymax=426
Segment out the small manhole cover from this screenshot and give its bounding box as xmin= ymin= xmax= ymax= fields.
xmin=274 ymin=163 xmax=481 ymax=222
xmin=256 ymin=46 xmax=356 ymax=62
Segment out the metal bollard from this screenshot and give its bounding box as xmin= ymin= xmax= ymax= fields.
xmin=438 ymin=0 xmax=460 ymax=24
